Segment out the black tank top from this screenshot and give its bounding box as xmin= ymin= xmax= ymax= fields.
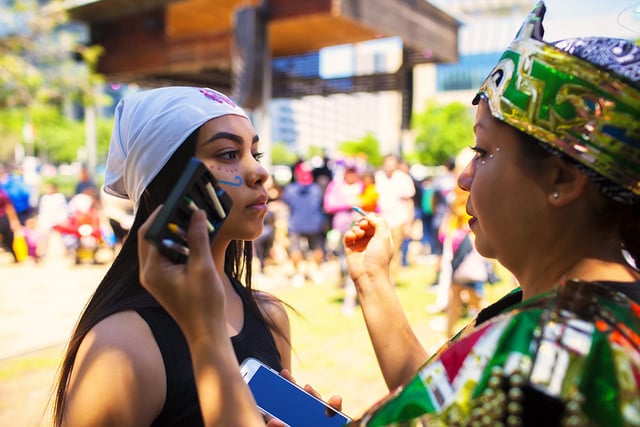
xmin=137 ymin=277 xmax=282 ymax=426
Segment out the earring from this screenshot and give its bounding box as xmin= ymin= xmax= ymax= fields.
xmin=552 ymin=191 xmax=560 ymax=200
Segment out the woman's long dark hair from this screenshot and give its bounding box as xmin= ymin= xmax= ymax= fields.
xmin=52 ymin=130 xmax=280 ymax=426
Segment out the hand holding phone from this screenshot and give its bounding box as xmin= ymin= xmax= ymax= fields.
xmin=145 ymin=158 xmax=232 ymax=263
xmin=240 ymin=358 xmax=351 ymax=427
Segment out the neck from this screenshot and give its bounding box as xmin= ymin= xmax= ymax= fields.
xmin=517 ymin=254 xmax=640 ymax=300
xmin=211 ymin=239 xmax=229 ymax=276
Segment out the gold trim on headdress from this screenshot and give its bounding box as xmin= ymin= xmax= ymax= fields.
xmin=474 ymin=2 xmax=640 ymax=201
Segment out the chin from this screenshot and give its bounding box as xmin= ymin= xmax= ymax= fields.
xmin=472 ymin=236 xmax=493 ymax=259
xmin=242 ymin=229 xmax=264 ymax=242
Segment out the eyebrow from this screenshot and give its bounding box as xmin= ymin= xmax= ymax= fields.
xmin=203 ymin=132 xmax=260 ymax=146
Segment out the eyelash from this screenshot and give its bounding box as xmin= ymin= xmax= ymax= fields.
xmin=219 ymin=150 xmax=240 ymax=161
xmin=217 ymin=150 xmax=264 ymax=162
xmin=470 ymin=145 xmax=487 ymax=157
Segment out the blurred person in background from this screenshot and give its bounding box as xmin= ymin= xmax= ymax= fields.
xmin=399 ymin=160 xmax=423 ymax=268
xmin=101 ymin=188 xmax=135 ymax=253
xmin=0 ymin=163 xmax=34 ymax=225
xmin=426 ymin=157 xmax=456 ymax=289
xmin=282 ymin=161 xmax=327 ymax=286
xmin=323 ymin=164 xmax=364 ymax=314
xmin=374 ymin=154 xmax=415 ymax=279
xmin=36 ymin=182 xmax=69 ymax=259
xmin=418 ymin=175 xmax=436 ymax=257
xmin=253 ymin=178 xmax=282 ymax=274
xmin=358 ymin=170 xmax=379 ymax=214
xmin=445 ymin=185 xmax=488 ymax=337
xmin=74 ymin=164 xmax=97 ymax=195
xmin=0 ymin=187 xmax=21 ymax=263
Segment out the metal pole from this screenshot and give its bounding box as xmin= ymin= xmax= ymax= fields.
xmin=258 ymin=1 xmax=272 ymax=173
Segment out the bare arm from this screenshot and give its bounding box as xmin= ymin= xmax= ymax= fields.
xmin=4 ymin=199 xmax=21 ymax=231
xmin=138 ymin=209 xmax=265 ymax=427
xmin=62 ymin=312 xmax=166 ymax=426
xmin=344 ymin=215 xmax=429 ymax=390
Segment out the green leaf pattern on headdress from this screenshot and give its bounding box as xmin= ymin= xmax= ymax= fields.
xmin=474 ymin=1 xmax=640 ymax=203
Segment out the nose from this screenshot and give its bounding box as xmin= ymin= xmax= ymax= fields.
xmin=249 ymin=158 xmax=270 ymax=187
xmin=457 ymin=160 xmax=474 ymax=192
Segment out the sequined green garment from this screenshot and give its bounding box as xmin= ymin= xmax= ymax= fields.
xmin=346 ymin=280 xmax=640 ymax=426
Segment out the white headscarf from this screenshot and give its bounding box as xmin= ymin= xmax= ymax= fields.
xmin=104 ymin=86 xmax=249 ymax=209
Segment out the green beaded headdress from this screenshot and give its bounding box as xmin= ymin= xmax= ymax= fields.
xmin=473 ymin=1 xmax=640 ymax=204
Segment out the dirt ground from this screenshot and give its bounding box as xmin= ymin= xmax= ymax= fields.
xmin=0 ymin=345 xmax=63 ymax=427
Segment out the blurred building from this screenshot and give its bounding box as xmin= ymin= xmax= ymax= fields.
xmin=270 ymin=37 xmax=404 ymax=156
xmin=414 ymin=0 xmax=638 ymax=110
xmin=61 ymin=0 xmax=639 ymax=163
xmin=270 ymin=0 xmax=639 ymax=158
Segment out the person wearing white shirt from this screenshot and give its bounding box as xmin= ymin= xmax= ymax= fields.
xmin=374 ymin=154 xmax=415 ymax=278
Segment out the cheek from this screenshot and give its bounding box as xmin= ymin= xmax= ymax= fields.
xmin=209 ymin=165 xmax=238 ymax=175
xmin=470 ymin=166 xmax=511 ymax=228
xmin=208 ymin=165 xmax=243 ymax=187
xmin=208 ymin=164 xmax=238 ymax=178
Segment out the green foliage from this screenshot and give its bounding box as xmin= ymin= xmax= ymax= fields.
xmin=0 ymin=107 xmax=114 ymax=164
xmin=412 ymin=100 xmax=475 ymax=166
xmin=307 ymin=145 xmax=325 ymax=159
xmin=36 ymin=112 xmax=113 ymax=164
xmin=337 ymin=132 xmax=383 ymax=167
xmin=271 ymin=142 xmax=299 ymax=166
xmin=0 ymin=0 xmax=99 ymax=108
xmin=0 ymin=0 xmax=108 ymax=165
xmin=0 ymin=108 xmax=25 ymax=159
xmin=41 ymin=174 xmax=77 ymax=199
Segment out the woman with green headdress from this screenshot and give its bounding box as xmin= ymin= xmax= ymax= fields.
xmin=342 ymin=2 xmax=640 ymax=425
xmin=134 ymin=2 xmax=640 ymax=425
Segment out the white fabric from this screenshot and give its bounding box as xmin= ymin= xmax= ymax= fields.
xmin=374 ymin=169 xmax=416 ymax=228
xmin=104 ymin=87 xmax=249 ymax=208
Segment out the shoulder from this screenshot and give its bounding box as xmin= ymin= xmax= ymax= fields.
xmin=255 ymin=291 xmax=290 ymax=327
xmin=64 ymin=311 xmax=165 ymax=426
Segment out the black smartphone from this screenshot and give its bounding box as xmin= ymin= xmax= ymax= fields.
xmin=145 ymin=157 xmax=232 ymax=263
xmin=240 ymin=357 xmax=351 ymax=427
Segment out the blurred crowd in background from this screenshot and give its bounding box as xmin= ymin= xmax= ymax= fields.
xmin=0 ymin=150 xmax=497 ymax=325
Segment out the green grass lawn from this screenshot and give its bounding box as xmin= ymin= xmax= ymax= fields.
xmin=265 ymin=259 xmax=517 ymax=419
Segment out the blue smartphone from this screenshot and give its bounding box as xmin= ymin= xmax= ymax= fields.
xmin=240 ymin=357 xmax=351 ymax=427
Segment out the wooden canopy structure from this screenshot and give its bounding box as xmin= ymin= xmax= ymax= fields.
xmin=65 ymin=0 xmax=459 ymax=97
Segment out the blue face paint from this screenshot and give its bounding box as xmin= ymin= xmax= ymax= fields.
xmin=218 ymin=176 xmax=242 ymax=187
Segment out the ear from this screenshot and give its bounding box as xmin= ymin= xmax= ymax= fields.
xmin=548 ymin=157 xmax=590 ymax=206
